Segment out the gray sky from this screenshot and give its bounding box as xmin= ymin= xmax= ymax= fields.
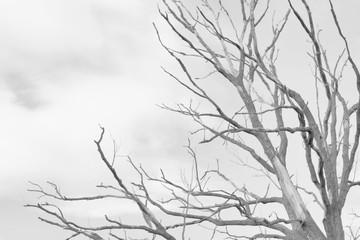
xmin=1 ymin=1 xmax=360 ymax=239
xmin=0 ymin=1 xmax=189 ymax=239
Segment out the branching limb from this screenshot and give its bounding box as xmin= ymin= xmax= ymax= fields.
xmin=27 ymin=181 xmax=127 ymax=202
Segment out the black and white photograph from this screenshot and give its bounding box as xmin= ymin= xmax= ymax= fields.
xmin=1 ymin=1 xmax=360 ymax=239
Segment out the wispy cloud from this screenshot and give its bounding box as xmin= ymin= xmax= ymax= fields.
xmin=0 ymin=0 xmax=154 ymax=109
xmin=4 ymin=72 xmax=46 ymax=109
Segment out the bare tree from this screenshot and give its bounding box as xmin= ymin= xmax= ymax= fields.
xmin=26 ymin=1 xmax=360 ymax=239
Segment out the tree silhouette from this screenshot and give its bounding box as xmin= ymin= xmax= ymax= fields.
xmin=27 ymin=1 xmax=360 ymax=239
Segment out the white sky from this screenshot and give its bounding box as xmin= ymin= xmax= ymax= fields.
xmin=0 ymin=1 xmax=190 ymax=239
xmin=1 ymin=1 xmax=360 ymax=239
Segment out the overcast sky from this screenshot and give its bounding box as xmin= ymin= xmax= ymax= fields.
xmin=1 ymin=1 xmax=360 ymax=240
xmin=0 ymin=1 xmax=189 ymax=239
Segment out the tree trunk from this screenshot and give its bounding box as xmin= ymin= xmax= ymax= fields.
xmin=323 ymin=205 xmax=344 ymax=240
xmin=272 ymin=155 xmax=327 ymax=240
xmin=282 ymin=196 xmax=308 ymax=240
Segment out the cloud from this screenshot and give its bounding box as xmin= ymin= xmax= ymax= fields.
xmin=0 ymin=0 xmax=156 ymax=109
xmin=4 ymin=72 xmax=46 ymax=109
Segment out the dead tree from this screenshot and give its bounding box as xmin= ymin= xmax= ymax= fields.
xmin=27 ymin=1 xmax=360 ymax=239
